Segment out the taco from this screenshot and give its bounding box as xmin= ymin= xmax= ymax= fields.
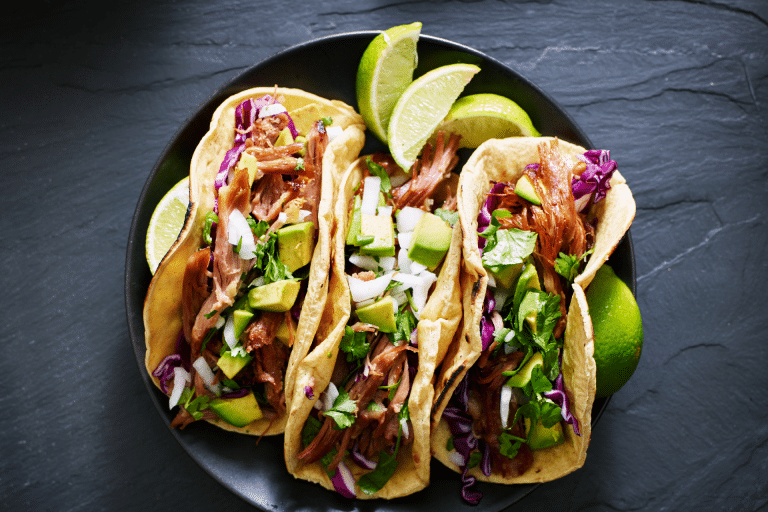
xmin=283 ymin=132 xmax=464 ymax=498
xmin=431 ymin=137 xmax=635 ymax=503
xmin=143 ymin=87 xmax=365 ymax=435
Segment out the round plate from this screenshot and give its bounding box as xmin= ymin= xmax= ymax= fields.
xmin=125 ymin=31 xmax=634 ymax=511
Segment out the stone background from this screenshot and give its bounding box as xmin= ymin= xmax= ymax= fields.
xmin=2 ymin=1 xmax=766 ymax=511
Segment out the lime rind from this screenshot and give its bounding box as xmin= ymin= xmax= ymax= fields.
xmin=433 ymin=93 xmax=540 ymax=148
xmin=146 ymin=176 xmax=190 ymax=274
xmin=356 ymin=22 xmax=422 ymax=143
xmin=388 ymin=62 xmax=480 ymax=172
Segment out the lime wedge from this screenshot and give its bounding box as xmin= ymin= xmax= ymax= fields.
xmin=387 ymin=63 xmax=480 ymax=172
xmin=431 ymin=93 xmax=540 ymax=148
xmin=356 ymin=22 xmax=422 ymax=144
xmin=146 ymin=176 xmax=189 ymax=274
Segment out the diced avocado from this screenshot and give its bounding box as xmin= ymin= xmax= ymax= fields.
xmin=346 ymin=195 xmax=362 ymax=246
xmin=277 ymin=221 xmax=316 ymax=272
xmin=506 ymin=351 xmax=544 ymax=387
xmin=236 ymin=152 xmax=260 ymax=187
xmin=513 ymin=262 xmax=541 ymax=309
xmin=517 ymin=290 xmax=543 ymax=334
xmin=288 ymin=103 xmax=322 ymax=135
xmin=525 ymin=416 xmax=565 ymax=450
xmin=407 ymin=212 xmax=453 ymax=270
xmin=217 ymin=349 xmax=253 ymax=379
xmin=248 ymin=279 xmax=301 ymax=312
xmin=355 ymin=296 xmax=397 ymax=333
xmin=274 ymin=127 xmax=294 ymax=147
xmin=232 ymin=294 xmax=253 ymax=313
xmin=514 ymin=175 xmax=541 ymax=205
xmin=209 ymin=392 xmax=263 ymax=427
xmin=295 ymin=135 xmax=307 ymax=156
xmin=490 ymin=262 xmax=523 ymax=289
xmin=232 ymin=309 xmax=254 ymax=338
xmin=275 ymin=319 xmax=291 ymax=345
xmin=359 ymin=213 xmax=395 ymax=257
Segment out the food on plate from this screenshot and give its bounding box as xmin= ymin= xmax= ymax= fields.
xmin=284 ymin=132 xmax=463 ymax=498
xmin=431 ymin=137 xmax=635 ymax=503
xmin=143 ymin=87 xmax=365 ymax=435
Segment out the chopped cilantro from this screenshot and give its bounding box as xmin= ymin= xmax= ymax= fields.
xmin=365 ymin=157 xmax=391 ymax=194
xmin=321 ymin=116 xmax=333 ymax=127
xmin=295 ymin=157 xmax=305 ymax=171
xmin=434 ymin=208 xmax=459 ymax=226
xmin=555 ymin=249 xmax=593 ymax=283
xmin=498 ymin=432 xmax=526 ymax=459
xmin=340 ymin=325 xmax=370 ymax=362
xmin=393 ymin=306 xmax=417 ymax=346
xmin=482 ymin=226 xmax=538 ymax=272
xmin=203 ymin=211 xmax=218 ymax=246
xmin=323 ymin=388 xmax=357 ymax=429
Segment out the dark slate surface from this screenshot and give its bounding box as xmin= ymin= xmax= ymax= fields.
xmin=2 ymin=1 xmax=766 ymax=511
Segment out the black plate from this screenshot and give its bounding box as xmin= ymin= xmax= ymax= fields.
xmin=126 ymin=31 xmax=635 ymax=511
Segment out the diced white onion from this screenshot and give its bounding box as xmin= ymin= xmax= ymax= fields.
xmin=347 ymin=271 xmax=394 ymax=302
xmin=277 ymin=211 xmax=287 ymax=224
xmin=379 ymin=256 xmax=396 ymax=271
xmin=298 ymin=209 xmax=311 ymax=222
xmin=398 ymin=247 xmax=412 ymax=274
xmin=258 ymin=103 xmax=287 ymax=118
xmin=349 ymin=253 xmax=379 ymax=272
xmin=168 ymin=367 xmax=191 ymax=409
xmin=377 ymin=205 xmax=392 ymax=217
xmin=228 ymin=209 xmax=257 ymax=260
xmin=411 ymin=270 xmax=437 ymax=319
xmin=193 ymin=356 xmax=221 ymax=395
xmin=326 ymin=125 xmax=343 ymax=142
xmin=400 ymin=417 xmax=410 ymax=439
xmin=322 ymin=382 xmax=339 ymax=411
xmin=448 ymin=450 xmax=465 ymax=467
xmin=361 ymin=177 xmax=381 ymax=215
xmin=410 ymin=260 xmax=428 ymax=275
xmin=396 ymin=207 xmax=424 ymax=233
xmin=215 ymin=316 xmax=226 ymax=330
xmin=223 ymin=315 xmax=237 ymax=349
xmin=500 ymin=385 xmax=513 ymax=429
xmin=398 ymin=231 xmax=413 ymax=250
xmin=392 ymin=272 xmax=422 ymax=288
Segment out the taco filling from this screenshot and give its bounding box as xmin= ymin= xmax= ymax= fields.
xmin=152 ymin=94 xmax=342 ymax=430
xmin=442 ymin=140 xmax=616 ymax=503
xmin=296 ymin=132 xmax=462 ymax=497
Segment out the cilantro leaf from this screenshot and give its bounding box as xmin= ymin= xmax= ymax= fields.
xmin=498 ymin=431 xmax=526 ymax=459
xmin=482 ymin=228 xmax=538 ymax=270
xmin=252 ymin=233 xmax=293 ymax=284
xmin=323 ymin=388 xmax=357 ymax=429
xmin=358 ymin=404 xmax=407 ymax=495
xmin=340 ymin=326 xmax=370 ymax=362
xmin=366 ymin=157 xmax=391 ymax=194
xmin=393 ymin=307 xmax=417 ymax=346
xmin=555 ymin=249 xmax=593 ymax=283
xmin=203 ymin=211 xmax=219 ymax=246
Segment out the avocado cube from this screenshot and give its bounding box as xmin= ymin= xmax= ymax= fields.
xmin=275 ymin=319 xmax=291 ymax=345
xmin=232 ymin=309 xmax=254 ymax=338
xmin=248 ymin=279 xmax=301 ymax=312
xmin=346 ymin=196 xmax=362 ymax=246
xmin=274 ymin=127 xmax=294 ymax=147
xmin=355 ymin=296 xmax=397 ymax=333
xmin=506 ymin=351 xmax=543 ymax=388
xmin=217 ymin=349 xmax=253 ymax=379
xmin=512 ymin=262 xmax=541 ymax=309
xmin=407 ymin=212 xmax=453 ymax=270
xmin=277 ymin=221 xmax=316 ymax=272
xmin=490 ymin=262 xmax=523 ymax=289
xmin=514 ymin=175 xmax=541 ymax=205
xmin=209 ymin=392 xmax=263 ymax=428
xmin=359 ymin=213 xmax=395 ymax=257
xmin=525 ymin=416 xmax=565 ymax=450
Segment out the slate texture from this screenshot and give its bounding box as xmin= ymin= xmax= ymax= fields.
xmin=1 ymin=1 xmax=766 ymax=511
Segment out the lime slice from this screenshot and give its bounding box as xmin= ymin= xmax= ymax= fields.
xmin=356 ymin=22 xmax=422 ymax=143
xmin=146 ymin=176 xmax=189 ymax=274
xmin=431 ymin=93 xmax=540 ymax=148
xmin=388 ymin=63 xmax=480 ymax=172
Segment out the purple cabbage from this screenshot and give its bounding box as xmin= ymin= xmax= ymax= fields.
xmin=571 ymin=149 xmax=617 ymax=207
xmin=477 ymin=182 xmax=507 ymax=250
xmin=221 ymin=387 xmax=250 ymax=399
xmin=542 ymin=353 xmax=580 ymax=436
xmin=214 ymin=96 xmax=300 ymax=191
xmin=330 ymin=460 xmax=357 ymax=498
xmin=304 ymin=385 xmax=314 ymax=400
xmin=152 ymin=354 xmax=184 ymax=394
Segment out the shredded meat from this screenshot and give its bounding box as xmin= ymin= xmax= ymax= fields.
xmin=190 ymin=166 xmax=252 ymax=356
xmin=298 ymin=336 xmax=416 ymax=470
xmin=295 ymin=122 xmax=328 ymax=227
xmin=251 ymin=173 xmax=296 ymax=222
xmin=496 ymin=139 xmax=594 ymax=338
xmin=392 ymin=131 xmax=461 ymax=210
xmin=181 ymin=247 xmax=211 ymax=345
xmin=244 ymin=312 xmax=283 ymax=353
